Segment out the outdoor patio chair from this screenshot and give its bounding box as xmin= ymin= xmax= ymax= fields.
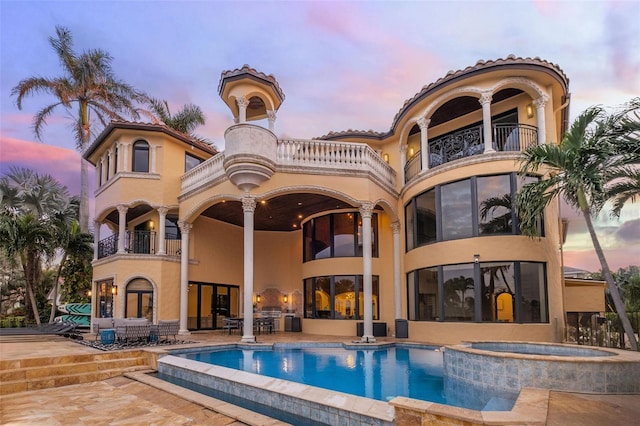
xmin=156 ymin=319 xmax=179 ymax=342
xmin=115 ymin=323 xmax=151 ymax=344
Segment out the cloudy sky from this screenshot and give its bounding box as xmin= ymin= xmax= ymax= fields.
xmin=1 ymin=0 xmax=638 ymax=272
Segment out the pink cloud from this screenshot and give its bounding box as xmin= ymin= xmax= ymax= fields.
xmin=0 ymin=137 xmax=83 ymax=195
xmin=531 ymin=0 xmax=560 ymax=16
xmin=563 ymin=246 xmax=638 ymax=273
xmin=305 ymin=2 xmax=360 ymax=40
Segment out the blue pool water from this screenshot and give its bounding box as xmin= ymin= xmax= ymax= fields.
xmin=174 ymin=345 xmax=515 ymax=410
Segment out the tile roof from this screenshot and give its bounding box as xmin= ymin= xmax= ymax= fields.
xmin=319 ymin=55 xmax=569 ymax=141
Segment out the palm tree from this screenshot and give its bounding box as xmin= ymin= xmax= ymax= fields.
xmin=0 ymin=167 xmax=71 ymax=217
xmin=48 ymin=220 xmax=93 ymax=323
xmin=1 ymin=167 xmax=84 ymax=325
xmin=0 ymin=212 xmax=53 ymax=325
xmin=516 ymin=98 xmax=640 ymax=350
xmin=147 ymin=98 xmax=215 ymax=147
xmin=11 ymin=26 xmax=145 ymax=232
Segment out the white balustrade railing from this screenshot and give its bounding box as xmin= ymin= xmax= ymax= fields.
xmin=181 ymin=139 xmax=397 ymax=195
xmin=181 ymin=153 xmax=225 ymax=194
xmin=277 ymin=139 xmax=396 ymax=188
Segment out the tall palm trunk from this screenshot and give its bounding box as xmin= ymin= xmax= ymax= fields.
xmin=21 ymin=251 xmax=41 ymax=325
xmin=79 ymin=117 xmax=90 ymax=233
xmin=579 ymin=191 xmax=638 ymax=350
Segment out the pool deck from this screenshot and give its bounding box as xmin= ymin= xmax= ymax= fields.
xmin=1 ymin=331 xmax=639 ymax=425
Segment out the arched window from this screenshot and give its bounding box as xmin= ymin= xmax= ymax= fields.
xmin=125 ymin=278 xmax=154 ymax=321
xmin=132 ymin=140 xmax=150 ymax=172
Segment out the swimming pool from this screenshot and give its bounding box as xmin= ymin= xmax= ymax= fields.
xmin=157 ymin=343 xmax=517 ymax=425
xmin=177 ymin=345 xmax=449 ymax=404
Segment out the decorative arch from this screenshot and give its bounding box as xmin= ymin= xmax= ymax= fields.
xmin=121 ymin=275 xmax=158 ymax=322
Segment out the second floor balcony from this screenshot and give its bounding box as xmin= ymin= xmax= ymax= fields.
xmin=97 ymin=231 xmax=181 ymax=260
xmin=404 ymin=123 xmax=538 ymax=183
xmin=181 ymin=133 xmax=397 ymax=197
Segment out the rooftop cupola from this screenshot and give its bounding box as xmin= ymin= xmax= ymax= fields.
xmin=218 ymin=65 xmax=285 ymax=131
xmin=218 ymin=66 xmax=285 ymax=192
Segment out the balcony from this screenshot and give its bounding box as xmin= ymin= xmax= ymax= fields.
xmin=404 ymin=123 xmax=537 ymax=183
xmin=181 ymin=137 xmax=397 ymax=196
xmin=97 ymin=231 xmax=181 ymax=259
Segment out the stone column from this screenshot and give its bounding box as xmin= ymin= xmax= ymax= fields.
xmin=360 ymin=202 xmax=375 ymax=343
xmin=392 ymin=221 xmax=402 ymax=320
xmin=178 ymin=221 xmax=192 ymax=335
xmin=117 ymin=205 xmax=128 ymax=254
xmin=237 ymin=97 xmax=249 ymax=123
xmin=480 ymin=93 xmax=495 ymax=153
xmin=150 ymin=144 xmax=157 ymax=173
xmin=122 ymin=142 xmax=130 ymax=172
xmin=100 ymin=157 xmax=107 ymax=185
xmin=109 ymin=147 xmax=116 ymax=178
xmin=157 ymin=207 xmax=168 ymax=255
xmin=93 ymin=220 xmax=101 ymax=260
xmin=267 ymin=110 xmax=276 ymax=132
xmin=417 ymin=118 xmax=430 ymax=172
xmin=241 ymin=196 xmax=256 ymax=342
xmin=534 ymin=96 xmax=548 ymax=146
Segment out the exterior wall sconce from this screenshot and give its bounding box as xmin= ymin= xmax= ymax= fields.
xmin=149 ymin=220 xmax=154 ymax=230
xmin=111 ymin=285 xmax=118 ymax=295
xmin=408 ymin=147 xmax=415 ymax=157
xmin=526 ymin=103 xmax=534 ymax=119
xmin=383 ymin=153 xmax=389 ymax=163
xmin=87 ymin=290 xmax=92 ymax=297
xmin=474 ymin=254 xmax=480 ymax=264
xmin=283 ymin=294 xmax=288 ymax=303
xmin=256 ymin=294 xmax=261 ymax=303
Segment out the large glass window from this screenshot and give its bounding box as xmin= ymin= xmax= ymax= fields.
xmin=478 ymin=174 xmax=513 ymax=235
xmin=416 ymin=189 xmax=437 ymax=246
xmin=443 ymin=264 xmax=475 ymax=321
xmin=333 ymin=213 xmax=355 ymax=257
xmin=132 ymin=140 xmax=150 ymax=172
xmin=405 ymin=173 xmax=543 ymax=250
xmin=185 ymin=152 xmax=204 ymax=172
xmin=519 ymin=262 xmax=548 ymax=323
xmin=408 ymin=261 xmax=547 ymax=323
xmin=407 ymin=267 xmax=438 ymax=321
xmin=96 ymin=279 xmax=115 ymax=318
xmin=480 ymin=262 xmax=516 ymax=322
xmin=441 ymin=180 xmax=473 ymax=240
xmin=517 ymin=175 xmax=544 ymax=236
xmin=303 ymin=212 xmax=378 ymax=262
xmin=304 ymin=275 xmax=379 ymax=320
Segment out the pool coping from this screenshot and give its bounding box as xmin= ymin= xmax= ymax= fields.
xmin=146 ymin=340 xmax=640 ymax=425
xmin=157 ymin=353 xmax=396 ymax=425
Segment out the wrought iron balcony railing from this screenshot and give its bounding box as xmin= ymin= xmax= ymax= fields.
xmin=404 ymin=123 xmax=538 ymax=183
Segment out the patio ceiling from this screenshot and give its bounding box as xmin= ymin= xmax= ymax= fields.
xmin=201 ymin=193 xmax=359 ymax=231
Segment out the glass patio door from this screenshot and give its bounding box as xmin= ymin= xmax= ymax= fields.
xmin=187 ymin=282 xmax=239 ymax=330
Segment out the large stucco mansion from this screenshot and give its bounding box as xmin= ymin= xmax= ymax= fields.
xmin=85 ymin=55 xmax=604 ymax=344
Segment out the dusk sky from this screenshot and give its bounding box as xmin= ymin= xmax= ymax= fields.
xmin=1 ymin=0 xmax=638 ymax=272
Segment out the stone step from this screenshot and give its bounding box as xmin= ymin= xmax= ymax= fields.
xmin=0 ymin=351 xmax=151 ymax=395
xmin=0 ymin=356 xmax=148 ymax=382
xmin=0 ymin=350 xmax=147 ymax=371
xmin=1 ymin=365 xmax=151 ymax=395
